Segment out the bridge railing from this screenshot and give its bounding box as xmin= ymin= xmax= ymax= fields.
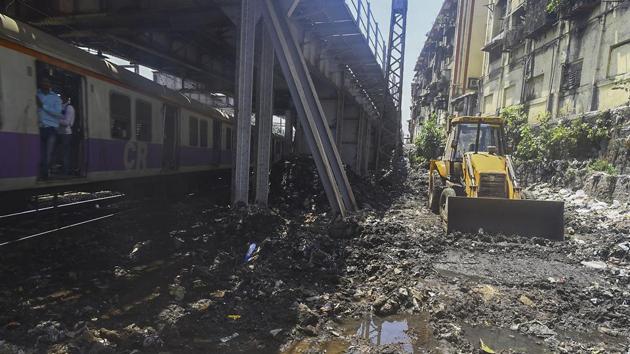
xmin=345 ymin=0 xmax=387 ymax=72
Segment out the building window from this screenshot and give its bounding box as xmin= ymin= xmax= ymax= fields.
xmin=561 ymin=60 xmax=583 ymax=91
xmin=200 ymin=120 xmax=208 ymax=148
xmin=503 ymin=86 xmax=515 ymax=107
xmin=608 ymin=41 xmax=630 ymax=78
xmin=189 ymin=116 xmax=199 ymax=147
xmin=484 ymin=93 xmax=494 ymax=114
xmin=225 ymin=127 xmax=232 ymax=151
xmin=135 ymin=99 xmax=152 ymax=142
xmin=525 ymin=74 xmax=544 ymax=101
xmin=110 ymin=92 xmax=131 ymax=139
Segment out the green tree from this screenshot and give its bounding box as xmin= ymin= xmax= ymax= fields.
xmin=500 ymin=105 xmax=527 ymax=150
xmin=414 ymin=113 xmax=445 ymax=164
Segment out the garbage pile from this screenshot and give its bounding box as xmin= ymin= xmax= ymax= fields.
xmin=0 ymin=158 xmax=628 ymax=353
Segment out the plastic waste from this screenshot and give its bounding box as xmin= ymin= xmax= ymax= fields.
xmin=220 ymin=332 xmax=239 ymax=343
xmin=479 ymin=338 xmax=496 ymax=353
xmin=244 ymin=242 xmax=258 ymax=263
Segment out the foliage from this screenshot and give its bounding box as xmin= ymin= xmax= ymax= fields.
xmin=500 ymin=105 xmax=528 ymax=150
xmin=511 ymin=112 xmax=610 ymax=161
xmin=588 ymin=159 xmax=617 ymax=175
xmin=546 ymin=0 xmax=561 ymax=13
xmin=414 ymin=113 xmax=445 ymax=164
xmin=612 ymin=78 xmax=630 ymax=105
xmin=514 ymin=124 xmax=545 ymax=160
xmin=546 ymin=0 xmax=569 ymax=14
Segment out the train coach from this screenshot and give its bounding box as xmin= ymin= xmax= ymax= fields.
xmin=0 ymin=14 xmax=267 ymax=197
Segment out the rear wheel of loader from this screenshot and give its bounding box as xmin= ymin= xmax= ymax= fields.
xmin=428 ymin=172 xmax=443 ymax=213
xmin=439 ymin=188 xmax=456 ymax=222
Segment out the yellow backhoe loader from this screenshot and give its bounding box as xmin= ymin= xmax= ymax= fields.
xmin=428 ymin=116 xmax=564 ymax=240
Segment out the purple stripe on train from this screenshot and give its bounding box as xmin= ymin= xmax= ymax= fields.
xmin=86 ymin=138 xmax=163 ymax=172
xmin=179 ymin=146 xmax=231 ymax=167
xmin=0 ymin=132 xmax=232 ymax=179
xmin=0 ymin=131 xmax=39 ymax=178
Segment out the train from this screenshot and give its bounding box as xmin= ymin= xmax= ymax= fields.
xmin=0 ymin=14 xmax=283 ymax=200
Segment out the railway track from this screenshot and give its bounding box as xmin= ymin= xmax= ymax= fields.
xmin=0 ymin=192 xmax=128 ymax=247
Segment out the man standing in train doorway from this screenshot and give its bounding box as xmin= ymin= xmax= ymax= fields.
xmin=36 ymin=77 xmax=62 ymax=180
xmin=58 ymin=94 xmax=75 ymax=175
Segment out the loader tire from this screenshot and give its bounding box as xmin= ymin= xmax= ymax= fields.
xmin=439 ymin=187 xmax=456 ymax=222
xmin=521 ymin=190 xmax=535 ymax=200
xmin=428 ymin=172 xmax=443 ymax=213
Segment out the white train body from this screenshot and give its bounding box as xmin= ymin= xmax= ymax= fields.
xmin=0 ymin=14 xmax=234 ymax=193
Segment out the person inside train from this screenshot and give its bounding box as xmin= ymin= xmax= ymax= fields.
xmin=58 ymin=93 xmax=75 ymax=175
xmin=36 ymin=77 xmax=63 ymax=179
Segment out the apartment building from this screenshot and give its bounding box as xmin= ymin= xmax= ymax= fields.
xmin=480 ymin=0 xmax=630 ymax=123
xmin=409 ymin=0 xmax=486 ymax=141
xmin=410 ymin=0 xmax=630 ymax=142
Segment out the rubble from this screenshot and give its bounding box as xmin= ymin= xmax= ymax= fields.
xmin=0 ymin=157 xmax=628 ymax=353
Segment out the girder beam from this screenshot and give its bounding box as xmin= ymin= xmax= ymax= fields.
xmin=261 ymin=0 xmax=357 ymax=216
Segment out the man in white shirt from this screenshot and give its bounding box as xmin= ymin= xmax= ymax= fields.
xmin=58 ymin=94 xmax=75 ymax=175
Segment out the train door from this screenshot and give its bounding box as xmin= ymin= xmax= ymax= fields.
xmin=35 ymin=61 xmax=85 ymax=178
xmin=162 ymin=104 xmax=180 ymax=170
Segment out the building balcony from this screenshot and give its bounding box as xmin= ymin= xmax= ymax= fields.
xmin=482 ymin=31 xmax=505 ymax=52
xmin=524 ymin=0 xmax=558 ymax=38
xmin=504 ymin=26 xmax=525 ymax=50
xmin=561 ymin=0 xmax=600 ymax=18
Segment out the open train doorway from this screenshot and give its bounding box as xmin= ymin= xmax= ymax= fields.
xmin=35 ymin=61 xmax=85 ymax=179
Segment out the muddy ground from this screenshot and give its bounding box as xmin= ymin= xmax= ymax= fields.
xmin=0 ymin=157 xmax=628 ymax=353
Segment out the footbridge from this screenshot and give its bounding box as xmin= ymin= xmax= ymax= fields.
xmin=1 ymin=0 xmax=407 ymax=216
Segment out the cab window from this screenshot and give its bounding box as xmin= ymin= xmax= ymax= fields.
xmin=454 ymin=124 xmax=503 ymax=159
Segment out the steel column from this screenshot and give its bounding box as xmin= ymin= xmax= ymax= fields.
xmin=261 ymin=0 xmax=356 ymax=216
xmin=255 ymin=26 xmax=275 ymax=207
xmin=233 ymin=0 xmax=258 ymax=206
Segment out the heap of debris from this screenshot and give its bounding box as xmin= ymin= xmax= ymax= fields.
xmin=0 ymin=157 xmax=628 ymax=353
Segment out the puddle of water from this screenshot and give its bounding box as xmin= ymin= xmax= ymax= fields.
xmin=343 ymin=313 xmax=436 ymax=353
xmin=463 ymin=325 xmax=549 ymax=354
xmin=281 ymin=338 xmax=349 ymax=354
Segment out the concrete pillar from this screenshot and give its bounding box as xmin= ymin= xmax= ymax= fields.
xmin=255 ymin=26 xmax=275 ymax=207
xmin=284 ymin=110 xmax=293 ymax=155
xmin=340 ymin=102 xmax=361 ymax=173
xmin=360 ymin=120 xmax=372 ymax=175
xmin=354 ymin=110 xmax=366 ymax=175
xmin=335 ymin=88 xmax=345 ymax=148
xmin=233 ymin=0 xmax=257 ymax=206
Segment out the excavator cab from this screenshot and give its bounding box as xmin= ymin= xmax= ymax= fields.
xmin=428 ymin=117 xmax=564 ymax=240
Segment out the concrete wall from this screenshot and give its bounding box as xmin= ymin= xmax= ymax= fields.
xmin=480 ymin=1 xmax=630 ymax=123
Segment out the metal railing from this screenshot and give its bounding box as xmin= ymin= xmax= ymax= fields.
xmin=344 ymin=0 xmax=387 ymax=71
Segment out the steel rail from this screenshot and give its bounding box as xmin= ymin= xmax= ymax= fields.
xmin=0 ymin=213 xmax=117 ymax=247
xmin=0 ymin=194 xmax=124 ymax=220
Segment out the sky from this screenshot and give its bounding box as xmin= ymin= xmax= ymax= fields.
xmin=368 ymin=0 xmax=443 ymax=138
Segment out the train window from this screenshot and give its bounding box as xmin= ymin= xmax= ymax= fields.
xmin=213 ymin=120 xmax=221 ymax=150
xmin=135 ymin=99 xmax=152 ymax=142
xmin=225 ymin=127 xmax=232 ymax=151
xmin=200 ymin=120 xmax=208 ymax=148
xmin=189 ymin=116 xmax=199 ymax=147
xmin=110 ymin=92 xmax=131 ymax=139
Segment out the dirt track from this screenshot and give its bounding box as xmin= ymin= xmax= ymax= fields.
xmin=0 ymin=159 xmax=628 ymax=353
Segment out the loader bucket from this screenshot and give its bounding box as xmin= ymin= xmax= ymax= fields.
xmin=447 ymin=197 xmax=564 ymax=241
